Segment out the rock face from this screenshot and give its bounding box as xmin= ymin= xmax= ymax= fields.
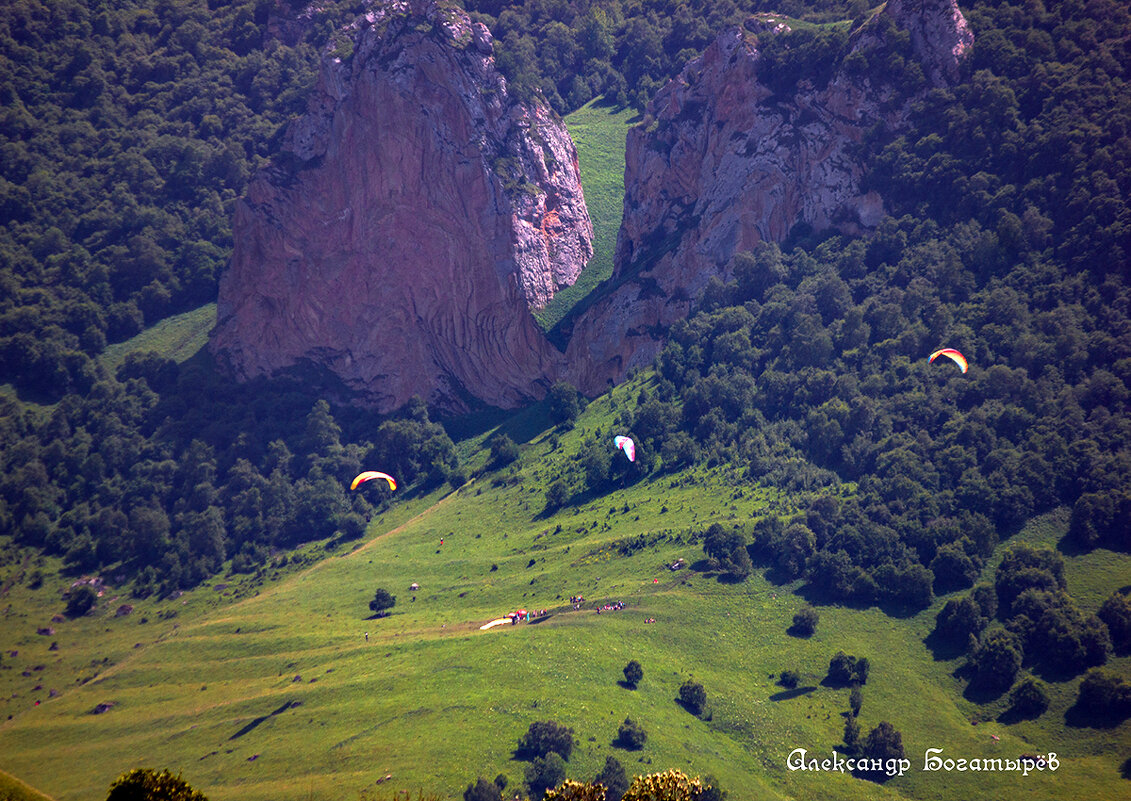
xmin=212 ymin=0 xmax=591 ymax=412
xmin=564 ymin=0 xmax=972 ymax=395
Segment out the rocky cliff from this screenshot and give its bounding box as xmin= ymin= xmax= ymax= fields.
xmin=564 ymin=0 xmax=972 ymax=395
xmin=212 ymin=0 xmax=591 ymax=412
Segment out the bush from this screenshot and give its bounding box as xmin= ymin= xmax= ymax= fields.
xmin=66 ymin=585 xmax=97 ymax=618
xmin=1075 ymin=669 xmax=1131 ymax=722
xmin=518 ymin=720 xmax=574 ymax=761
xmin=107 ymin=769 xmax=208 ymax=801
xmin=968 ymin=628 xmax=1022 ymax=692
xmin=463 ymin=778 xmax=501 ymax=801
xmin=594 ymin=756 xmax=629 ymax=801
xmin=623 ymin=660 xmax=643 ymax=688
xmin=548 ymin=381 xmax=580 ymax=425
xmin=1097 ymin=591 xmax=1131 ymax=653
xmin=843 ymin=716 xmax=861 ymax=753
xmin=489 ymin=434 xmax=520 ymax=467
xmin=545 ymin=479 xmax=570 ymax=512
xmin=1007 ymin=676 xmax=1050 ymax=719
xmin=849 ymin=686 xmax=863 ymax=717
xmin=779 ymin=669 xmax=800 ymax=689
xmin=826 ymin=651 xmax=868 ymax=686
xmin=525 ymin=752 xmax=567 ymax=797
xmin=790 ymin=604 xmax=819 ymax=637
xmin=678 ymin=680 xmax=707 ymax=716
xmin=369 ymin=588 xmax=395 ymax=616
xmin=615 ymin=717 xmax=647 ymax=750
xmin=858 ymin=722 xmax=905 ymax=781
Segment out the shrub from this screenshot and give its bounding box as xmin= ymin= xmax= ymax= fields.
xmin=463 ymin=778 xmax=501 ymax=801
xmin=594 ymin=756 xmax=629 ymax=801
xmin=621 ymin=770 xmax=705 ymax=801
xmin=849 ymin=686 xmax=863 ymax=717
xmin=543 ymin=781 xmax=605 ymax=801
xmin=1007 ymin=676 xmax=1050 ymax=719
xmin=826 ymin=651 xmax=868 ymax=686
xmin=489 ymin=434 xmax=520 ymax=467
xmin=968 ymin=628 xmax=1022 ymax=691
xmin=615 ymin=718 xmax=647 ymax=750
xmin=548 ymin=381 xmax=580 ymax=425
xmin=1075 ymin=669 xmax=1131 ymax=721
xmin=518 ymin=720 xmax=574 ymax=761
xmin=779 ymin=669 xmax=800 ymax=689
xmin=790 ymin=604 xmax=819 ymax=637
xmin=843 ymin=716 xmax=861 ymax=753
xmin=678 ymin=680 xmax=707 ymax=716
xmin=545 ymin=479 xmax=570 ymax=512
xmin=66 ymin=584 xmax=97 ymax=618
xmin=858 ymin=722 xmax=905 ymax=780
xmin=107 ymin=769 xmax=208 ymax=801
xmin=1097 ymin=591 xmax=1131 ymax=653
xmin=525 ymin=752 xmax=567 ymax=797
xmin=622 ymin=660 xmax=643 ymax=688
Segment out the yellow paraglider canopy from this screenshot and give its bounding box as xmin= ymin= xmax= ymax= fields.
xmin=350 ymin=471 xmax=397 ymax=491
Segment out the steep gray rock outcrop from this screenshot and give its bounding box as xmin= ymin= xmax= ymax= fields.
xmin=563 ymin=0 xmax=972 ymax=395
xmin=212 ymin=0 xmax=592 ymax=412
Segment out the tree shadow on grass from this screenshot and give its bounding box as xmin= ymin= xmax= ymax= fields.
xmin=922 ymin=629 xmax=967 ymax=662
xmin=1064 ymin=701 xmax=1131 ymax=729
xmin=769 ymin=686 xmax=817 ymax=702
xmin=617 ymin=680 xmax=638 ymax=690
xmin=229 ymin=699 xmax=300 ymax=740
xmin=996 ymin=704 xmax=1042 ymax=725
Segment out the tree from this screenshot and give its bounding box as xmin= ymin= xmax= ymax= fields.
xmin=66 ymin=584 xmax=97 ymax=618
xmin=779 ymin=669 xmax=800 ymax=689
xmin=545 ymin=479 xmax=570 ymax=512
xmin=678 ymin=680 xmax=707 ymax=716
xmin=615 ymin=717 xmax=647 ymax=750
xmin=859 ymin=722 xmax=905 ymax=780
xmin=849 ymin=686 xmax=863 ymax=717
xmin=106 ymin=769 xmax=208 ymax=801
xmin=1097 ymin=591 xmax=1131 ymax=654
xmin=548 ymin=381 xmax=580 ymax=425
xmin=489 ymin=433 xmax=519 ymax=468
xmin=594 ymin=756 xmax=628 ymax=801
xmin=969 ymin=628 xmax=1022 ymax=692
xmin=934 ymin=596 xmax=987 ymax=647
xmin=1008 ymin=676 xmax=1050 ymax=719
xmin=843 ymin=716 xmax=861 ymax=754
xmin=622 ymin=660 xmax=643 ymax=688
xmin=790 ymin=604 xmax=819 ymax=637
xmin=464 ymin=778 xmax=501 ymax=801
xmin=369 ymin=588 xmax=395 ymax=616
xmin=525 ymin=752 xmax=567 ymax=797
xmin=826 ymin=651 xmax=868 ymax=686
xmin=518 ymin=720 xmax=574 ymax=761
xmin=1075 ymin=669 xmax=1131 ymax=722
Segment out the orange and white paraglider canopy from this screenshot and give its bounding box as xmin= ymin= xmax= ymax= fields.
xmin=350 ymin=471 xmax=397 ymax=491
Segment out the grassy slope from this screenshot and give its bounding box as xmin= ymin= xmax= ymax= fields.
xmin=0 ymin=378 xmax=1128 ymax=801
xmin=98 ymin=303 xmax=217 ymax=374
xmin=0 ymin=769 xmax=56 ymax=801
xmin=535 ymin=101 xmax=637 ymax=332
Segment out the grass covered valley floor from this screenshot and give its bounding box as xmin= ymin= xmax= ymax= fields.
xmin=1 ymin=375 xmax=1128 ymax=800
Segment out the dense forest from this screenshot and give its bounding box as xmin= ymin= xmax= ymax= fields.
xmin=1 ymin=0 xmax=1129 ymax=711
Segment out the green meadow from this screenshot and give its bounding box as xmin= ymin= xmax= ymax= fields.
xmin=1 ymin=376 xmax=1128 ymax=800
xmin=536 ymin=101 xmax=637 ymax=333
xmin=98 ymin=304 xmax=217 ymax=374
